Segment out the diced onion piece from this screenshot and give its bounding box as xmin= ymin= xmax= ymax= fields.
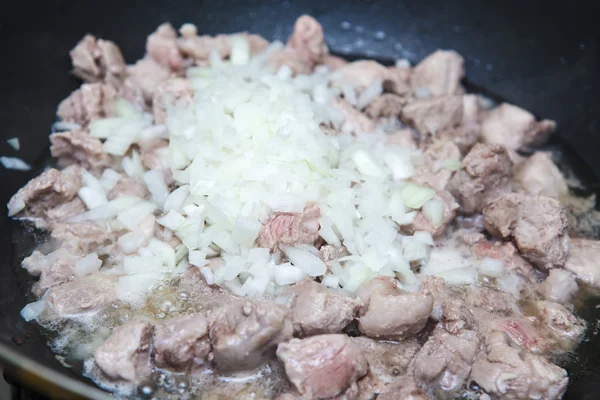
xmin=189 ymin=250 xmax=208 ymax=267
xmin=389 ymin=189 xmax=406 ymax=224
xmin=117 ymin=272 xmax=161 ymax=303
xmin=281 ymin=246 xmax=326 ymax=276
xmin=232 ymin=216 xmax=261 ymax=248
xmin=341 ymin=84 xmax=358 ymax=106
xmin=163 ymin=185 xmax=189 ymax=213
xmin=117 ymin=231 xmax=150 ymax=254
xmin=403 ymin=239 xmax=428 ymax=262
xmin=123 ymin=256 xmax=164 ymax=274
xmin=274 ymin=263 xmax=305 ymax=285
xmin=114 ymin=98 xmax=140 ymax=118
xmin=99 ymin=169 xmax=121 ymax=192
xmin=357 ymin=79 xmax=383 ymax=109
xmin=7 ymin=196 xmax=25 ymax=216
xmin=435 ymin=267 xmax=478 ymax=285
xmin=7 ymin=137 xmax=20 ymax=150
xmin=230 ymin=34 xmax=250 ymax=66
xmin=343 ymin=265 xmax=373 ymax=293
xmin=122 ymin=151 xmax=145 ymax=178
xmin=422 ymin=199 xmax=444 ymax=229
xmin=74 ymin=253 xmax=102 ymax=277
xmin=479 ymin=257 xmax=504 ymax=278
xmin=352 ymin=149 xmax=384 ymax=177
xmin=103 ymin=131 xmax=137 ymax=156
xmin=436 ymin=159 xmax=462 ymax=172
xmin=0 ymin=156 xmax=31 ymax=171
xmin=384 ymin=153 xmax=415 ymax=180
xmin=20 ymin=300 xmax=46 ymax=322
xmin=157 ymin=210 xmax=186 ymax=231
xmin=143 ymin=170 xmax=169 ymax=207
xmin=117 ymin=201 xmax=156 ymax=231
xmin=78 ymin=187 xmax=108 ymax=209
xmin=413 ymin=231 xmax=434 ymax=246
xmin=322 ymin=274 xmax=340 ymax=288
xmin=400 ymin=183 xmax=435 ymax=209
xmin=147 ymin=238 xmax=176 ymax=270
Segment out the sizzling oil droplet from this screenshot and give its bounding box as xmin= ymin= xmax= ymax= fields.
xmin=341 ymin=21 xmax=351 ymax=30
xmin=374 ymin=31 xmax=386 ymax=40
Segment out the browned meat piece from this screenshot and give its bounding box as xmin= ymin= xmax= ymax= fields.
xmin=57 ymin=83 xmax=116 ymax=126
xmin=335 ymin=60 xmax=409 ymax=94
xmin=364 ymin=94 xmax=406 ymax=118
xmin=472 ymin=241 xmax=538 ymax=283
xmin=7 ymin=166 xmax=82 ymax=224
xmin=481 ymin=103 xmax=556 ymax=151
xmin=377 ymin=376 xmax=430 ymax=400
xmin=276 ymin=334 xmax=368 ymax=399
xmin=386 ymin=129 xmax=417 ymax=148
xmin=46 ymin=273 xmax=117 ymax=316
xmin=124 ymin=58 xmax=172 ymax=103
xmin=51 ymin=222 xmax=119 ymax=256
xmin=411 ymin=326 xmax=479 ymax=392
xmin=563 ymin=238 xmax=600 ymax=289
xmin=438 ymin=94 xmax=481 ymax=153
xmin=411 ymin=50 xmax=465 ymax=97
xmin=539 ymin=269 xmax=578 ymax=303
xmin=484 ymin=193 xmax=570 ymax=269
xmin=50 ymin=130 xmax=111 ymax=172
xmin=400 ymin=95 xmax=463 ymax=136
xmin=94 ymin=320 xmax=154 ymax=383
xmin=22 ymin=248 xmax=80 ymax=296
xmin=412 ymin=140 xmax=461 ymax=191
xmin=70 ymin=34 xmax=126 ymax=87
xmin=449 ymin=143 xmax=513 ymax=214
xmin=257 ymin=204 xmax=320 ymax=250
xmin=45 ymin=197 xmax=87 ymax=222
xmin=152 ymin=78 xmax=194 ymax=124
xmin=357 ymin=277 xmax=433 ymax=339
xmin=470 ymin=331 xmax=568 ymax=400
xmin=154 ymin=314 xmax=211 ymax=370
xmin=290 ymin=280 xmax=359 ymax=336
xmin=531 ymin=300 xmax=585 ymax=350
xmin=331 ymin=97 xmax=376 ymax=134
xmin=146 ymin=23 xmax=184 ymax=72
xmin=402 ymin=190 xmax=458 ymax=237
xmin=287 ymin=15 xmax=328 ymax=65
xmin=513 ymin=152 xmax=568 ymax=198
xmin=322 ymin=54 xmax=348 ymax=70
xmin=107 ymin=176 xmax=149 ymax=200
xmin=209 ymin=299 xmax=292 ymax=371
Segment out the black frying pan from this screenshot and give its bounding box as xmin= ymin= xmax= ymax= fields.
xmin=0 ymin=0 xmax=598 ymax=398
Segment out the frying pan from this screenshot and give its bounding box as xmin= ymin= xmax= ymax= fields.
xmin=0 ymin=0 xmax=598 ymax=398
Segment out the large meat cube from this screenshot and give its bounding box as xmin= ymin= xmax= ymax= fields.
xmin=402 ymin=190 xmax=458 ymax=237
xmin=107 ymin=176 xmax=149 ymax=200
xmin=22 ymin=248 xmax=80 ymax=296
xmin=412 ymin=139 xmax=461 ymax=191
xmin=563 ymin=238 xmax=600 ymax=289
xmin=46 ymin=273 xmax=117 ymax=316
xmin=291 ymin=280 xmax=359 ymax=336
xmin=50 ymin=130 xmax=111 ymax=173
xmin=331 ymin=97 xmax=376 ymax=134
xmin=531 ymin=300 xmax=585 ymax=350
xmin=449 ymin=143 xmax=513 ymax=214
xmin=70 ymin=34 xmax=126 ymax=87
xmin=438 ymin=94 xmax=482 ymax=153
xmin=57 ymin=83 xmax=116 ymax=126
xmin=472 ymin=241 xmax=538 ymax=285
xmin=51 ymin=222 xmax=119 ymax=256
xmin=152 ymin=78 xmax=194 ymax=124
xmin=377 ymin=375 xmax=430 ymax=400
xmin=481 ymin=103 xmax=556 ymax=151
xmin=94 ymin=320 xmax=154 ymax=383
xmin=124 ymin=58 xmax=171 ymax=103
xmin=209 ymin=299 xmax=292 ymax=371
xmin=411 ymin=50 xmax=465 ymax=97
xmin=257 ymin=204 xmax=320 ymax=250
xmin=470 ymin=331 xmax=568 ymax=400
xmin=276 ymin=334 xmax=368 ymax=399
xmin=287 ymin=15 xmax=328 ymax=65
xmin=154 ymin=314 xmax=211 ymax=370
xmin=513 ymin=152 xmax=568 ymax=198
xmin=539 ymin=269 xmax=578 ymax=303
xmin=364 ymin=93 xmax=406 ymax=119
xmin=146 ymin=23 xmax=184 ymax=72
xmin=400 ymin=95 xmax=463 ymax=136
xmin=484 ymin=193 xmax=570 ymax=269
xmin=412 ymin=327 xmax=479 ymax=392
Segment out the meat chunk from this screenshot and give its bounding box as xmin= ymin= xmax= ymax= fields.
xmin=287 ymin=15 xmax=328 ymax=65
xmin=7 ymin=166 xmax=82 ymax=224
xmin=209 ymin=299 xmax=292 ymax=371
xmin=269 ymin=49 xmax=313 ymax=76
xmin=154 ymin=314 xmax=211 ymax=370
xmin=107 ymin=176 xmax=149 ymax=200
xmin=257 ymin=204 xmax=320 ymax=250
xmin=412 ymin=327 xmax=479 ymax=392
xmin=290 ymin=280 xmax=359 ymax=336
xmin=178 ymin=29 xmax=230 ymax=61
xmin=378 ymin=376 xmax=430 ymax=400
xmin=513 ymin=152 xmax=568 ymax=198
xmin=152 ymin=78 xmax=194 ymax=124
xmin=22 ymin=248 xmax=80 ymax=296
xmin=413 ymin=140 xmax=461 ymax=191
xmin=531 ymin=300 xmax=585 ymax=349
xmin=386 ymin=129 xmax=418 ymax=149
xmin=472 ymin=241 xmax=538 ymax=284
xmin=46 ymin=273 xmax=117 ymax=316
xmin=438 ymin=94 xmax=482 ymax=153
xmin=470 ymin=331 xmax=568 ymax=400
xmin=357 ymin=277 xmax=433 ymax=339
xmin=94 ymin=320 xmax=153 ymax=383
xmin=481 ymin=103 xmax=556 ymax=151
xmin=331 ymin=97 xmax=376 ymax=134
xmin=411 ymin=50 xmax=465 ymax=97
xmin=146 ymin=23 xmax=184 ymax=72
xmin=364 ymin=94 xmax=406 ymax=119
xmin=484 ymin=193 xmax=570 ymax=269
xmin=276 ymin=334 xmax=368 ymax=399
xmin=57 ymin=83 xmax=116 ymax=126
xmin=70 ymin=34 xmax=126 ymax=87
xmin=124 ymin=58 xmax=172 ymax=103
xmin=449 ymin=143 xmax=513 ymax=214
xmin=50 ymin=130 xmax=111 ymax=172
xmin=44 ymin=197 xmax=87 ymax=222
xmin=539 ymin=269 xmax=578 ymax=303
xmin=318 ymin=245 xmax=349 ymax=270
xmin=322 ymin=54 xmax=348 ymax=70
xmin=139 ymin=139 xmax=171 ymax=182
xmin=334 ymin=61 xmax=410 ymax=95
xmin=51 ymin=222 xmax=119 ymax=256
xmin=402 ymin=190 xmax=458 ymax=237
xmin=400 ymin=95 xmax=463 ymax=136
xmin=563 ymin=238 xmax=600 ymax=289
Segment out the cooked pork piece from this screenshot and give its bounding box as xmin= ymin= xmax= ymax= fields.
xmin=438 ymin=94 xmax=482 ymax=153
xmin=177 ymin=28 xmax=230 ymax=61
xmin=331 ymin=97 xmax=377 ymax=134
xmin=22 ymin=248 xmax=80 ymax=296
xmin=562 ymin=238 xmax=600 ymax=289
xmin=400 ymin=95 xmax=463 ymax=136
xmin=209 ymin=299 xmax=292 ymax=371
xmin=46 ymin=274 xmax=117 ymax=316
xmin=51 ymin=222 xmax=119 ymax=256
xmin=94 ymin=320 xmax=154 ymax=383
xmin=530 ymin=300 xmax=585 ymax=349
xmin=44 ymin=197 xmax=87 ymax=222
xmin=107 ymin=176 xmax=149 ymax=200
xmin=257 ymin=204 xmax=320 ymax=250
xmin=70 ymin=34 xmax=126 ymax=87
xmin=364 ymin=93 xmax=406 ymax=118
xmin=276 ymin=334 xmax=368 ymax=399
xmin=124 ymin=58 xmax=172 ymax=103
xmin=470 ymin=331 xmax=568 ymax=400
xmin=152 ymin=78 xmax=194 ymax=124
xmin=139 ymin=139 xmax=171 ymax=183
xmin=290 ymin=280 xmax=359 ymax=336
xmin=322 ymin=54 xmax=348 ymax=70
xmin=484 ymin=193 xmax=570 ymax=269
xmin=481 ymin=103 xmax=556 ymax=151
xmin=513 ymin=152 xmax=568 ymax=198
xmin=334 ymin=60 xmax=407 ymax=94
xmin=377 ymin=375 xmax=431 ymax=400
xmin=386 ymin=129 xmax=418 ymax=148
xmin=318 ymin=245 xmax=349 ymax=270
xmin=472 ymin=241 xmax=538 ymax=284
xmin=411 ymin=50 xmax=465 ymax=97
xmin=153 ymin=314 xmax=211 ymax=370
xmin=402 ymin=190 xmax=458 ymax=237
xmin=287 ymin=15 xmax=328 ymax=66
xmin=449 ymin=143 xmax=513 ymax=214
xmin=50 ymin=130 xmax=111 ymax=173
xmin=539 ymin=269 xmax=578 ymax=303
xmin=57 ymin=82 xmax=117 ymax=126
xmin=412 ymin=139 xmax=462 ymax=192
xmin=146 ymin=23 xmax=184 ymax=72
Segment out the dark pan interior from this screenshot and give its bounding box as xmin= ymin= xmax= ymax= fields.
xmin=0 ymin=0 xmax=599 ymax=398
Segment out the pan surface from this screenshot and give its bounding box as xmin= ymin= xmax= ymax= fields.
xmin=0 ymin=0 xmax=598 ymax=398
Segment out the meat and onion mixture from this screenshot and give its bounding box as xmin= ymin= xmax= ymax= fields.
xmin=9 ymin=15 xmax=598 ymax=400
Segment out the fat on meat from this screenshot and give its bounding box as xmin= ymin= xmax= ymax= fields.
xmin=276 ymin=334 xmax=368 ymax=399
xmin=57 ymin=83 xmax=116 ymax=126
xmin=46 ymin=273 xmax=117 ymax=316
xmin=411 ymin=50 xmax=465 ymax=97
xmin=257 ymin=204 xmax=320 ymax=250
xmin=50 ymin=130 xmax=111 ymax=173
xmin=400 ymin=95 xmax=463 ymax=136
xmin=484 ymin=193 xmax=570 ymax=269
xmin=70 ymin=34 xmax=126 ymax=87
xmin=153 ymin=313 xmax=211 ymax=370
xmin=563 ymin=238 xmax=600 ymax=289
xmin=513 ymin=152 xmax=568 ymax=198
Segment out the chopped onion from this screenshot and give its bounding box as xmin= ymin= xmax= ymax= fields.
xmin=163 ymin=185 xmax=189 ymax=213
xmin=143 ymin=170 xmax=169 ymax=206
xmin=189 ymin=250 xmax=208 ymax=267
xmin=413 ymin=231 xmax=434 ymax=246
xmin=322 ymin=274 xmax=340 ymax=288
xmin=341 ymin=84 xmax=358 ymax=106
xmin=7 ymin=137 xmax=20 ymax=150
xmin=435 ymin=267 xmax=478 ymax=285
xmin=117 ymin=231 xmax=150 ymax=254
xmin=479 ymin=257 xmax=504 ymax=278
xmin=274 ymin=263 xmax=305 ymax=285
xmin=20 ymin=300 xmax=46 ymax=322
xmin=122 ymin=151 xmax=145 ymax=178
xmin=352 ymin=149 xmax=384 ymax=177
xmin=7 ymin=196 xmax=25 ymax=216
xmin=99 ymin=169 xmax=121 ymax=192
xmin=117 ymin=272 xmax=162 ymax=303
xmin=230 ymin=34 xmax=250 ymax=66
xmin=384 ymin=153 xmax=415 ymax=180
xmin=74 ymin=253 xmax=102 ymax=277
xmin=281 ymin=246 xmax=326 ymax=276
xmin=0 ymin=156 xmax=30 ymax=171
xmin=357 ymin=79 xmax=383 ymax=109
xmin=146 ymin=238 xmax=176 ymax=270
xmin=400 ymin=183 xmax=435 ymax=209
xmin=117 ymin=201 xmax=156 ymax=230
xmin=232 ymin=216 xmax=261 ymax=248
xmin=157 ymin=210 xmax=186 ymax=231
xmin=422 ymin=199 xmax=444 ymax=228
xmin=343 ymin=265 xmax=373 ymax=293
xmin=123 ymin=255 xmax=164 ymax=274
xmin=114 ymin=98 xmax=140 ymax=118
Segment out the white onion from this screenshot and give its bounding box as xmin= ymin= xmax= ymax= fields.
xmin=143 ymin=170 xmax=169 ymax=206
xmin=123 ymin=256 xmax=164 ymax=274
xmin=274 ymin=263 xmax=305 ymax=285
xmin=435 ymin=267 xmax=478 ymax=285
xmin=357 ymin=79 xmax=383 ymax=109
xmin=7 ymin=196 xmax=25 ymax=216
xmin=322 ymin=274 xmax=341 ymax=288
xmin=352 ymin=149 xmax=385 ymax=177
xmin=0 ymin=156 xmax=31 ymax=171
xmin=281 ymin=246 xmax=326 ymax=276
xmin=163 ymin=185 xmax=189 ymax=213
xmin=341 ymin=84 xmax=358 ymax=106
xmin=400 ymin=183 xmax=436 ymax=209
xmin=99 ymin=169 xmax=121 ymax=192
xmin=20 ymin=300 xmax=46 ymax=322
xmin=479 ymin=257 xmax=504 ymax=278
xmin=157 ymin=210 xmax=186 ymax=231
xmin=114 ymin=98 xmax=140 ymax=118
xmin=384 ymin=152 xmax=415 ymax=180
xmin=7 ymin=137 xmax=20 ymax=150
xmin=117 ymin=231 xmax=150 ymax=254
xmin=74 ymin=253 xmax=102 ymax=277
xmin=117 ymin=201 xmax=156 ymax=230
xmin=122 ymin=151 xmax=145 ymax=178
xmin=146 ymin=238 xmax=176 ymax=270
xmin=230 ymin=34 xmax=250 ymax=66
xmin=422 ymin=199 xmax=444 ymax=228
xmin=117 ymin=272 xmax=162 ymax=303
